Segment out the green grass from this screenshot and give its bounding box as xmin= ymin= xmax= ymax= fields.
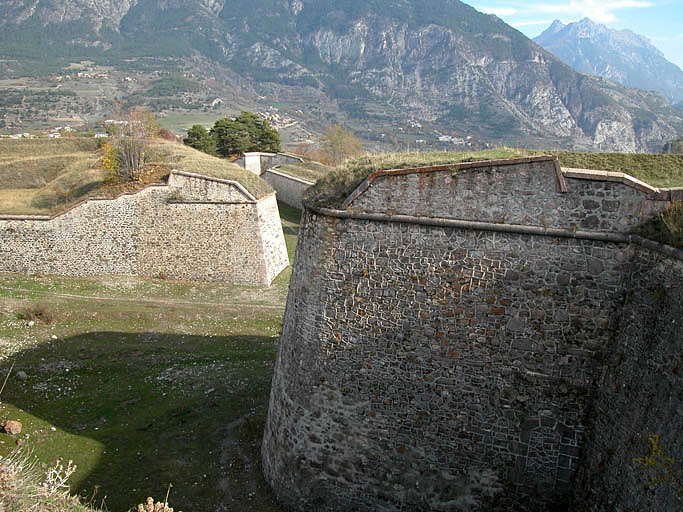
xmin=0 ymin=205 xmax=302 ymax=512
xmin=532 ymin=150 xmax=683 ymax=189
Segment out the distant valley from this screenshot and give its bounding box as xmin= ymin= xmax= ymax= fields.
xmin=1 ymin=0 xmax=682 ymax=152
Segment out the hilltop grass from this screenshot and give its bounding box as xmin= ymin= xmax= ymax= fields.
xmin=0 ymin=138 xmax=274 ymax=215
xmin=532 ymin=150 xmax=683 ymax=189
xmin=151 ymin=140 xmax=274 ymax=198
xmin=0 ymin=203 xmax=298 ymax=512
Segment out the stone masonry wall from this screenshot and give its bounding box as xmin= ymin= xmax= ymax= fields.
xmin=264 ymin=213 xmax=628 ymax=511
xmin=0 ymin=172 xmax=289 ymax=285
xmin=261 ymin=169 xmax=313 ymax=210
xmin=348 ymin=157 xmax=669 ymax=233
xmin=262 ymin=158 xmax=679 ymax=511
xmin=572 ymin=248 xmax=682 ymax=511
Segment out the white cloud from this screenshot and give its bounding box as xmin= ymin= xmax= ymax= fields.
xmin=480 ymin=7 xmax=519 ymax=16
xmin=511 ymin=19 xmax=558 ymax=28
xmin=536 ymin=1 xmax=654 ymax=23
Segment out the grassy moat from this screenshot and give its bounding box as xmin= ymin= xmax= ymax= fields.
xmin=0 ymin=204 xmax=301 ymax=511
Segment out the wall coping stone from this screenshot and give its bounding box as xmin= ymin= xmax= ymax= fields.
xmin=561 ymin=167 xmax=664 ymax=196
xmin=243 ymin=151 xmax=304 ymax=162
xmin=267 ymin=166 xmax=315 ymax=186
xmin=312 ymin=207 xmax=683 ymax=261
xmin=169 ymin=170 xmax=258 ymax=202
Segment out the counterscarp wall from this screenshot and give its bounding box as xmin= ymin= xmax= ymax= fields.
xmin=262 ymin=157 xmax=680 ymax=510
xmin=0 ymin=171 xmax=289 ymax=285
xmin=261 ymin=168 xmax=313 ymax=209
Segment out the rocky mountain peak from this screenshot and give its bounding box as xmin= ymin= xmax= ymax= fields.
xmin=535 ymin=17 xmax=683 ymax=104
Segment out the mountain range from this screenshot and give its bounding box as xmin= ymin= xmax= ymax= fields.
xmin=1 ymin=0 xmax=682 ymax=152
xmin=534 ymin=18 xmax=683 ymax=105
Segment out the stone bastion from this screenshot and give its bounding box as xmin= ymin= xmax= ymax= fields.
xmin=0 ymin=170 xmax=289 ymax=285
xmin=262 ymin=156 xmax=682 ymax=511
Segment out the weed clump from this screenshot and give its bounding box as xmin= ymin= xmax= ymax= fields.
xmin=17 ymin=304 xmax=55 ymax=325
xmin=137 ymin=496 xmax=179 ymax=512
xmin=637 ymin=201 xmax=683 ymax=248
xmin=0 ymin=450 xmax=91 ymax=512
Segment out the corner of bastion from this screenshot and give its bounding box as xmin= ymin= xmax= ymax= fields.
xmin=262 ymin=156 xmax=683 ymax=511
xmin=0 ymin=170 xmax=289 ymax=285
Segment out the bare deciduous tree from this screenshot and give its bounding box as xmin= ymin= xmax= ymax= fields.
xmin=109 ymin=108 xmax=159 ymax=181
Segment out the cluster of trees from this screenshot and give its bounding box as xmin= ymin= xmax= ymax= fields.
xmin=184 ymin=112 xmax=280 ymax=157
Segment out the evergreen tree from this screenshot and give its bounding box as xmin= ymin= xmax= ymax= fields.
xmin=183 ymin=124 xmax=216 ymax=154
xmin=210 ymin=112 xmax=280 ymax=157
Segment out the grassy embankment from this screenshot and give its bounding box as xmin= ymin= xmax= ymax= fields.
xmin=0 ymin=203 xmax=301 ymax=512
xmin=0 ymin=138 xmax=273 ymax=216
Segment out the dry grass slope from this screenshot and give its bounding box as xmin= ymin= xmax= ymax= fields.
xmin=152 ymin=141 xmax=273 ymax=198
xmin=0 ymin=138 xmax=274 ymax=215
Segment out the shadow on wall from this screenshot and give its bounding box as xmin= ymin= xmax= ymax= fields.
xmin=0 ymin=332 xmax=283 ymax=512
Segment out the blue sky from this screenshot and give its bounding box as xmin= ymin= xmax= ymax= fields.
xmin=466 ymin=0 xmax=683 ymax=69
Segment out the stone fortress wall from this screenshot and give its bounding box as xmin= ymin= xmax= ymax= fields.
xmin=260 ymin=168 xmax=313 ymax=210
xmin=262 ymin=156 xmax=682 ymax=510
xmin=236 ymin=152 xmax=314 ymax=209
xmin=0 ymin=171 xmax=289 ymax=285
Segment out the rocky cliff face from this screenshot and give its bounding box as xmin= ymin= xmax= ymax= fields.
xmin=0 ymin=0 xmax=136 ymax=32
xmin=1 ymin=0 xmax=682 ymax=152
xmin=534 ymin=18 xmax=683 ymax=105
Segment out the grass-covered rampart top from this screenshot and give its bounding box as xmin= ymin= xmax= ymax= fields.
xmin=303 ymin=149 xmax=683 ymax=209
xmin=0 ymin=138 xmax=274 ymax=215
xmin=156 ymin=140 xmax=273 ymax=198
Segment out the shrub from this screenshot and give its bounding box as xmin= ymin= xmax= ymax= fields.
xmin=17 ymin=303 xmax=55 ymax=325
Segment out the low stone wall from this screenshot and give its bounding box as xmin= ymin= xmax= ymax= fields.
xmin=241 ymin=152 xmax=304 ymax=175
xmin=261 ymin=168 xmax=313 ymax=209
xmin=0 ymin=171 xmax=289 ymax=285
xmin=262 ymin=157 xmax=680 ymax=510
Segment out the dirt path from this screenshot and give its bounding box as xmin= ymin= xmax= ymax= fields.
xmin=0 ymin=286 xmax=285 ymax=311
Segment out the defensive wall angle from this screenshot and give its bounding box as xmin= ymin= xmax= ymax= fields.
xmin=0 ymin=170 xmax=289 ymax=285
xmin=236 ymin=152 xmax=314 ymax=209
xmin=262 ymin=156 xmax=683 ymax=511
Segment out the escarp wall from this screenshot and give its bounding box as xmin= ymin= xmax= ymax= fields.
xmin=0 ymin=171 xmax=289 ymax=285
xmin=262 ymin=157 xmax=682 ymax=510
